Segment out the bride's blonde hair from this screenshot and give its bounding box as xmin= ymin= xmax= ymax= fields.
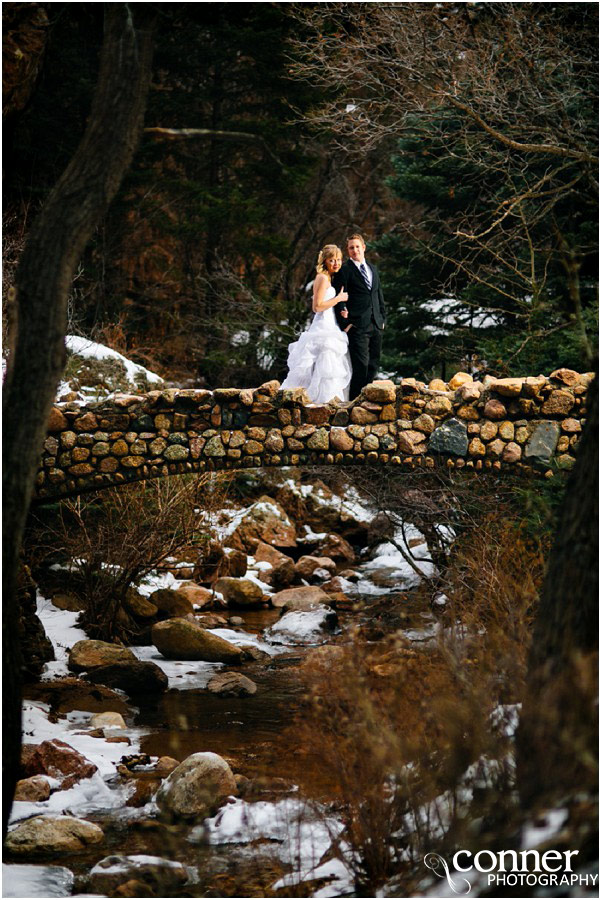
xmin=316 ymin=244 xmax=342 ymax=275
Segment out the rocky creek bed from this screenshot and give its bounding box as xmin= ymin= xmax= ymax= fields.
xmin=5 ymin=470 xmax=448 ymax=898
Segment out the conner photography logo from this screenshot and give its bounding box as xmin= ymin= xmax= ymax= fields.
xmin=424 ymin=848 xmax=598 ymax=894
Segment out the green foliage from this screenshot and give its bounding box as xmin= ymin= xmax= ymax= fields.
xmin=376 ymin=110 xmax=598 ymax=380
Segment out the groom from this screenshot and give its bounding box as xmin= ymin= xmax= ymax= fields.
xmin=332 ymin=233 xmax=386 ymax=400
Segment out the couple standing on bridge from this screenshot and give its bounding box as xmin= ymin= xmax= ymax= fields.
xmin=281 ymin=233 xmax=386 ymax=404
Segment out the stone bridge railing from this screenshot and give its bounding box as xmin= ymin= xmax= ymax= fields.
xmin=34 ymin=368 xmax=592 ymax=501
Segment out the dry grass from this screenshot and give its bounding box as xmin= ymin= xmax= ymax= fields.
xmin=25 ymin=472 xmax=235 ymax=641
xmin=292 ymin=510 xmax=551 ymax=893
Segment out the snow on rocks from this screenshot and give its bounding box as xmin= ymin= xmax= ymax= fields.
xmin=59 ymin=334 xmax=163 ymax=402
xmin=156 ymin=752 xmax=237 ymax=821
xmin=2 ymin=863 xmax=75 ymax=898
xmin=88 ymin=854 xmax=194 ymax=895
xmin=193 ymin=796 xmax=345 ymax=885
xmin=266 ymin=608 xmax=338 ymax=646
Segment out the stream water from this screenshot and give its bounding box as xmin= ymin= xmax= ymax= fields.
xmin=5 ymin=538 xmax=441 ymax=899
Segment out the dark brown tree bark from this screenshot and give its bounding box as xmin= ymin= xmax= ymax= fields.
xmin=517 ymin=372 xmax=598 ymax=808
xmin=2 ymin=4 xmax=156 ymax=833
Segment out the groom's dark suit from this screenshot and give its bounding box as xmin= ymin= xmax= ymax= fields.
xmin=332 ymin=258 xmax=386 ymax=400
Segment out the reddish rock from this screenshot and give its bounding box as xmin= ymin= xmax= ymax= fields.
xmin=330 ymin=428 xmax=354 ymax=452
xmin=483 ymin=399 xmax=507 ymax=420
xmin=561 ymin=418 xmax=582 ymax=433
xmin=225 ymin=496 xmax=297 ymax=551
xmin=254 ymin=541 xmax=291 ymax=567
xmin=22 ymin=739 xmax=97 ymax=790
xmin=502 ymin=442 xmax=522 ymax=463
xmin=271 ymin=585 xmax=330 ymax=610
xmin=397 ymin=431 xmax=427 ymax=455
xmin=176 ymin=584 xmax=213 ymax=608
xmin=295 ymin=556 xmax=337 ymax=579
xmin=47 ymin=407 xmax=68 ymax=431
xmin=305 ymin=405 xmax=332 ymax=425
xmin=315 ymin=533 xmax=356 ymax=563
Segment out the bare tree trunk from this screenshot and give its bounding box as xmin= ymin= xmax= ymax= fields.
xmin=2 ymin=3 xmax=155 ymax=833
xmin=517 ymin=371 xmax=598 ymax=808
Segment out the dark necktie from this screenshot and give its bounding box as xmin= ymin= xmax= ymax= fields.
xmin=360 ymin=262 xmax=371 ymax=287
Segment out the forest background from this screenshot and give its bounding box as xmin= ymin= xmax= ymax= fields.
xmin=4 ymin=2 xmax=598 ymax=388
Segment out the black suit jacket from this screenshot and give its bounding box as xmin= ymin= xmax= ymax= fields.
xmin=332 ymin=259 xmax=386 ymax=331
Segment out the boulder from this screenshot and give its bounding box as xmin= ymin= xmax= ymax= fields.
xmin=295 ymin=556 xmax=337 ymax=580
xmin=90 ymin=712 xmax=127 ymax=730
xmin=194 ymin=544 xmax=248 ymax=583
xmin=50 ymin=592 xmax=85 ymax=612
xmin=267 ymin=607 xmax=339 ymax=645
xmin=152 ymin=618 xmax=243 ymax=663
xmin=68 ymin=640 xmax=137 ymax=673
xmin=314 ymin=533 xmax=356 ymax=563
xmin=176 ymin=584 xmax=213 ymax=609
xmin=23 ymin=677 xmax=130 ymax=716
xmin=207 ymin=672 xmax=257 ymax=696
xmin=124 ymin=590 xmax=158 ymax=620
xmin=89 ymin=855 xmax=188 ymax=895
xmin=84 ymin=660 xmax=169 ymax=695
xmin=155 ymin=757 xmax=180 ymax=777
xmin=214 ymin=577 xmax=265 ymax=608
xmin=194 ymin=613 xmax=228 ymax=628
xmin=149 ymin=588 xmax=194 ymax=618
xmin=22 ymin=739 xmax=97 ymax=790
xmin=4 ymin=815 xmax=104 ymax=856
xmin=270 ymin=557 xmax=296 ymax=589
xmin=239 ymin=644 xmax=272 ymax=663
xmin=14 ymin=775 xmax=51 ymax=802
xmin=271 ymin=585 xmax=330 ymax=610
xmin=254 ymin=541 xmax=292 ymax=567
xmin=225 ymin=496 xmax=297 ymax=551
xmin=155 ymin=752 xmax=237 ymax=820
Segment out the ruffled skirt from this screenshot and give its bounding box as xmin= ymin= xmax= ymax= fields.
xmin=281 ymin=313 xmax=352 ymax=403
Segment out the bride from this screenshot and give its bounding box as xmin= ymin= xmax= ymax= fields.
xmin=281 ymin=244 xmax=352 ymax=403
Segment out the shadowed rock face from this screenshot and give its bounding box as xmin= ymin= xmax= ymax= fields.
xmin=34 ymin=371 xmax=592 ymax=500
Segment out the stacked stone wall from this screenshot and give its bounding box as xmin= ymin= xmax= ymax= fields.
xmin=35 ymin=368 xmax=593 ymax=501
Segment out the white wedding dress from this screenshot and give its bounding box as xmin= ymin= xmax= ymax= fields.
xmin=281 ymin=285 xmax=352 ymax=403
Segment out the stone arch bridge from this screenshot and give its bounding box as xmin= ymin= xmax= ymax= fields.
xmin=35 ymin=369 xmax=592 ymax=502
